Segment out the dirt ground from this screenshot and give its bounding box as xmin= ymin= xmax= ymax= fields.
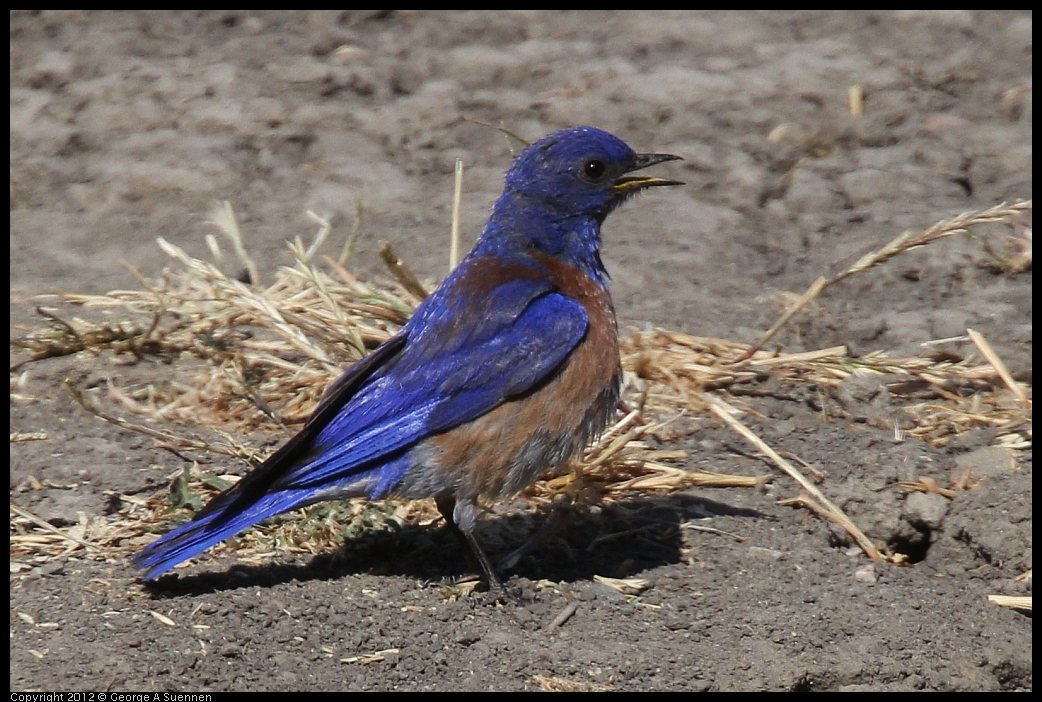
xmin=10 ymin=11 xmax=1032 ymax=692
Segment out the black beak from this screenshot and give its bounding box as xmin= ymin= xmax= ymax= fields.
xmin=613 ymin=153 xmax=684 ymax=196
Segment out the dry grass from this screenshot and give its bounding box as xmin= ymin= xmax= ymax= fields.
xmin=9 ymin=199 xmax=1032 ymax=575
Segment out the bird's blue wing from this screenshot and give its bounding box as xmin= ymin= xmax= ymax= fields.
xmin=426 ymin=292 xmax=589 ymax=432
xmin=278 ymin=284 xmax=589 ymax=490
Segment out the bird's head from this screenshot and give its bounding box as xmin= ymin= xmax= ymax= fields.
xmin=503 ymin=126 xmax=683 ymax=222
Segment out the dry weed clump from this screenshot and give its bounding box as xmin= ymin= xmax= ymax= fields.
xmin=10 ymin=200 xmax=1031 ymax=576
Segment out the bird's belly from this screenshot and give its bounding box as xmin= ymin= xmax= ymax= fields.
xmin=400 ymin=352 xmax=621 ymax=503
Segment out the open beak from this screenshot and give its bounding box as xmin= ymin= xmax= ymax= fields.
xmin=613 ymin=153 xmax=684 ymax=196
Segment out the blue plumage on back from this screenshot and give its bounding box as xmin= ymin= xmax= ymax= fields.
xmin=134 ymin=126 xmax=682 ymax=588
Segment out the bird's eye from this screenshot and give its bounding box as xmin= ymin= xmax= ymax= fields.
xmin=581 ymin=158 xmax=607 ymax=182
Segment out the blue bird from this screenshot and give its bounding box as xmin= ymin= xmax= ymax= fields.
xmin=134 ymin=126 xmax=682 ymax=589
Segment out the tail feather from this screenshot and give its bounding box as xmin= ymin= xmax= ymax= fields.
xmin=133 ymin=488 xmax=317 ymax=579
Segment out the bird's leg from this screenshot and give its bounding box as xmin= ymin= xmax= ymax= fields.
xmin=435 ymin=492 xmax=503 ymax=593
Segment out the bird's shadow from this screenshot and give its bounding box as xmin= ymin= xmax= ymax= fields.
xmin=139 ymin=493 xmax=769 ymax=599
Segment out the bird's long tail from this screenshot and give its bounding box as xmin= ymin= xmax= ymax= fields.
xmin=133 ymin=488 xmax=317 ymax=579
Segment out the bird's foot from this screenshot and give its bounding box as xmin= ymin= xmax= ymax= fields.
xmin=423 ymin=574 xmax=518 ymax=604
xmin=424 ymin=574 xmax=482 ymax=601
